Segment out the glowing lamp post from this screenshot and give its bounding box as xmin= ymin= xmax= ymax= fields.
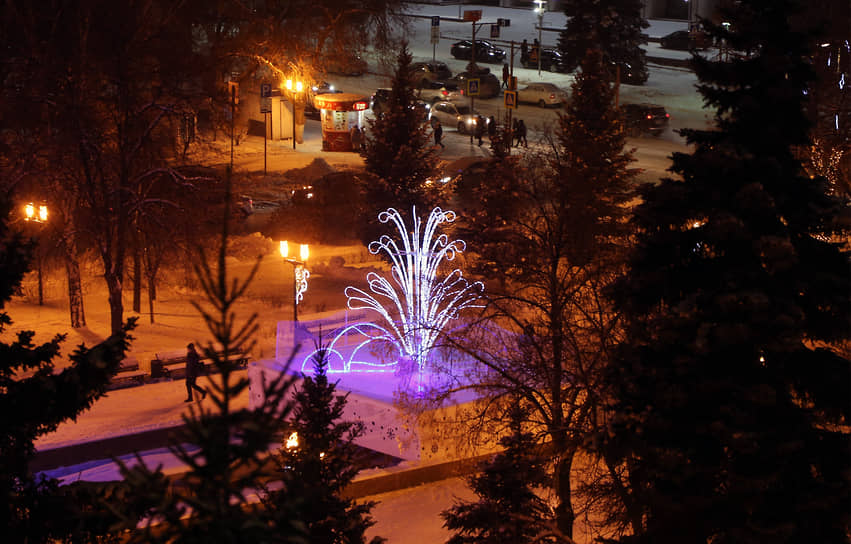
xmin=533 ymin=0 xmax=546 ymax=76
xmin=279 ymin=241 xmax=310 ymax=323
xmin=24 ymin=202 xmax=49 ymax=306
xmin=284 ymin=78 xmax=305 ymax=150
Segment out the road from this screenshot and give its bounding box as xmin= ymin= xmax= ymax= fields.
xmin=321 ymin=52 xmax=705 ymax=186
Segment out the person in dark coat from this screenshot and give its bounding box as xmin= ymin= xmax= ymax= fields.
xmin=184 ymin=343 xmax=207 ymax=402
xmin=502 ymin=63 xmax=510 ymax=89
xmin=513 ymin=118 xmax=521 ymax=147
xmin=487 ymin=115 xmax=497 ymax=142
xmin=350 ymin=125 xmax=362 ymax=152
xmin=433 ymin=120 xmax=444 ymax=148
xmin=517 ymin=119 xmax=528 ymax=148
xmin=475 ymin=116 xmax=485 ymax=146
xmin=521 ymin=39 xmax=529 ymax=64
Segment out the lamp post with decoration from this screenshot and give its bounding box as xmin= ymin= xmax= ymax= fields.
xmin=24 ymin=202 xmax=49 ymax=306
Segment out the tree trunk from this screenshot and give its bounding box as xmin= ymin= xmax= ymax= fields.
xmin=60 ymin=226 xmax=86 ymax=328
xmin=105 ymin=271 xmax=124 ymax=335
xmin=146 ymin=265 xmax=157 ymax=324
xmin=147 ymin=280 xmax=155 ymax=324
xmin=65 ymin=255 xmax=85 ymax=328
xmin=132 ymin=242 xmax=141 ymax=313
xmin=554 ymin=449 xmax=576 ymax=539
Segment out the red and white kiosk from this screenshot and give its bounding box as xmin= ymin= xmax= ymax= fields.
xmin=313 ymin=93 xmax=369 ymax=151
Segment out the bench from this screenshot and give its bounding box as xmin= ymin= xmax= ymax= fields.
xmin=150 ymin=350 xmax=249 ymax=380
xmin=108 ymin=358 xmax=149 ymax=390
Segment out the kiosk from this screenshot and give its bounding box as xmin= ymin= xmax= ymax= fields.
xmin=313 ymin=93 xmax=369 ymax=151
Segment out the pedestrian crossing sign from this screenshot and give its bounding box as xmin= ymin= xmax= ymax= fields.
xmin=504 ymin=90 xmax=518 ymax=109
xmin=467 ymin=78 xmax=480 ymax=96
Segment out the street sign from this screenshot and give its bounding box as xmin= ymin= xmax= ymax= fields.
xmin=490 ymin=24 xmax=499 ymax=39
xmin=431 ymin=25 xmax=440 ymax=45
xmin=260 ymin=97 xmax=272 ymax=114
xmin=431 ymin=16 xmax=440 ymax=26
xmin=260 ymin=83 xmax=272 ymax=98
xmin=504 ymin=90 xmax=517 ymax=109
xmin=463 ymin=10 xmax=482 ymax=22
xmin=467 ymin=78 xmax=480 ymax=96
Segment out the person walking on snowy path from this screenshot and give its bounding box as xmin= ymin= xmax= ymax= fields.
xmin=433 ymin=120 xmax=444 ymax=148
xmin=184 ymin=343 xmax=207 ymax=402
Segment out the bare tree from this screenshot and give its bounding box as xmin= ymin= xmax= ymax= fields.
xmin=407 ymin=51 xmax=639 ymax=540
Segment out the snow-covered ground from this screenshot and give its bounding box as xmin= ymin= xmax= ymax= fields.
xmin=12 ymin=5 xmax=712 ymax=542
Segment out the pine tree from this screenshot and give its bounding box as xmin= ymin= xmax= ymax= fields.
xmin=442 ymin=48 xmax=637 ymax=540
xmin=441 ymin=403 xmax=551 ymax=544
xmin=275 ymin=350 xmax=384 ymax=544
xmin=0 ymin=191 xmax=135 ymax=542
xmin=554 ymin=48 xmax=637 ymax=266
xmin=112 ymin=170 xmax=303 ymax=543
xmin=600 ymin=1 xmax=851 ymax=542
xmin=557 ymin=0 xmax=648 ymax=82
xmin=360 ymin=41 xmax=440 ymax=245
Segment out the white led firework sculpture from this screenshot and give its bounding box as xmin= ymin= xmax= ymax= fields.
xmin=300 ymin=207 xmax=484 ymax=377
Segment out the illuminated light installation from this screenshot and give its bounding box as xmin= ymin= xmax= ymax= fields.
xmin=300 ymin=207 xmax=484 ymax=384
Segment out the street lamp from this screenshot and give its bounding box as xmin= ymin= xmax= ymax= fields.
xmin=533 ymin=0 xmax=546 ymax=76
xmin=279 ymin=240 xmax=310 ymax=324
xmin=284 ymin=78 xmax=305 ymax=150
xmin=24 ymin=202 xmax=49 ymax=306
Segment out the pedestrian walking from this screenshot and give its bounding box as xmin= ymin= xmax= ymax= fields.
xmin=513 ymin=118 xmax=521 ymax=147
xmin=517 ymin=119 xmax=528 ymax=148
xmin=184 ymin=343 xmax=207 ymax=402
xmin=433 ymin=120 xmax=444 ymax=148
xmin=475 ymin=116 xmax=485 ymax=146
xmin=502 ymin=63 xmax=510 ymax=89
xmin=520 ymin=39 xmax=529 ymax=64
xmin=487 ymin=115 xmax=497 ymax=141
xmin=350 ymin=125 xmax=362 ymax=152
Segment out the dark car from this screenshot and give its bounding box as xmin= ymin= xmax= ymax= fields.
xmin=370 ymin=88 xmax=391 ymax=116
xmin=660 ymin=29 xmax=711 ymax=51
xmin=447 ymin=68 xmax=501 ymax=99
xmin=450 ymin=40 xmax=506 ymax=63
xmin=621 ymin=103 xmax=669 ymax=136
xmin=370 ymin=88 xmax=432 ymax=120
xmin=412 ymin=61 xmax=452 ymax=87
xmin=522 ymin=48 xmax=568 ymax=72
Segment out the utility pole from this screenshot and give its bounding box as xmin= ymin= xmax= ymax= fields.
xmin=470 ymin=17 xmax=477 ymax=146
xmin=507 ymin=41 xmax=515 ymax=153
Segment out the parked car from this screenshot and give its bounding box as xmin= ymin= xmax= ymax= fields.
xmin=521 ymin=48 xmax=568 ymax=72
xmin=450 ymin=40 xmax=506 ymax=63
xmin=660 ymin=29 xmax=711 ymax=51
xmin=518 ymin=82 xmax=569 ymax=107
xmin=620 ymin=103 xmax=669 ymax=136
xmin=412 ymin=61 xmax=453 ymax=87
xmin=370 ymin=88 xmax=391 ymax=116
xmin=428 ymin=101 xmax=487 ymax=134
xmin=371 ymin=88 xmax=433 ymax=120
xmin=417 ymin=84 xmax=463 ymax=104
xmin=447 ymin=68 xmax=501 ymax=99
xmin=325 ymin=52 xmax=368 ymax=76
